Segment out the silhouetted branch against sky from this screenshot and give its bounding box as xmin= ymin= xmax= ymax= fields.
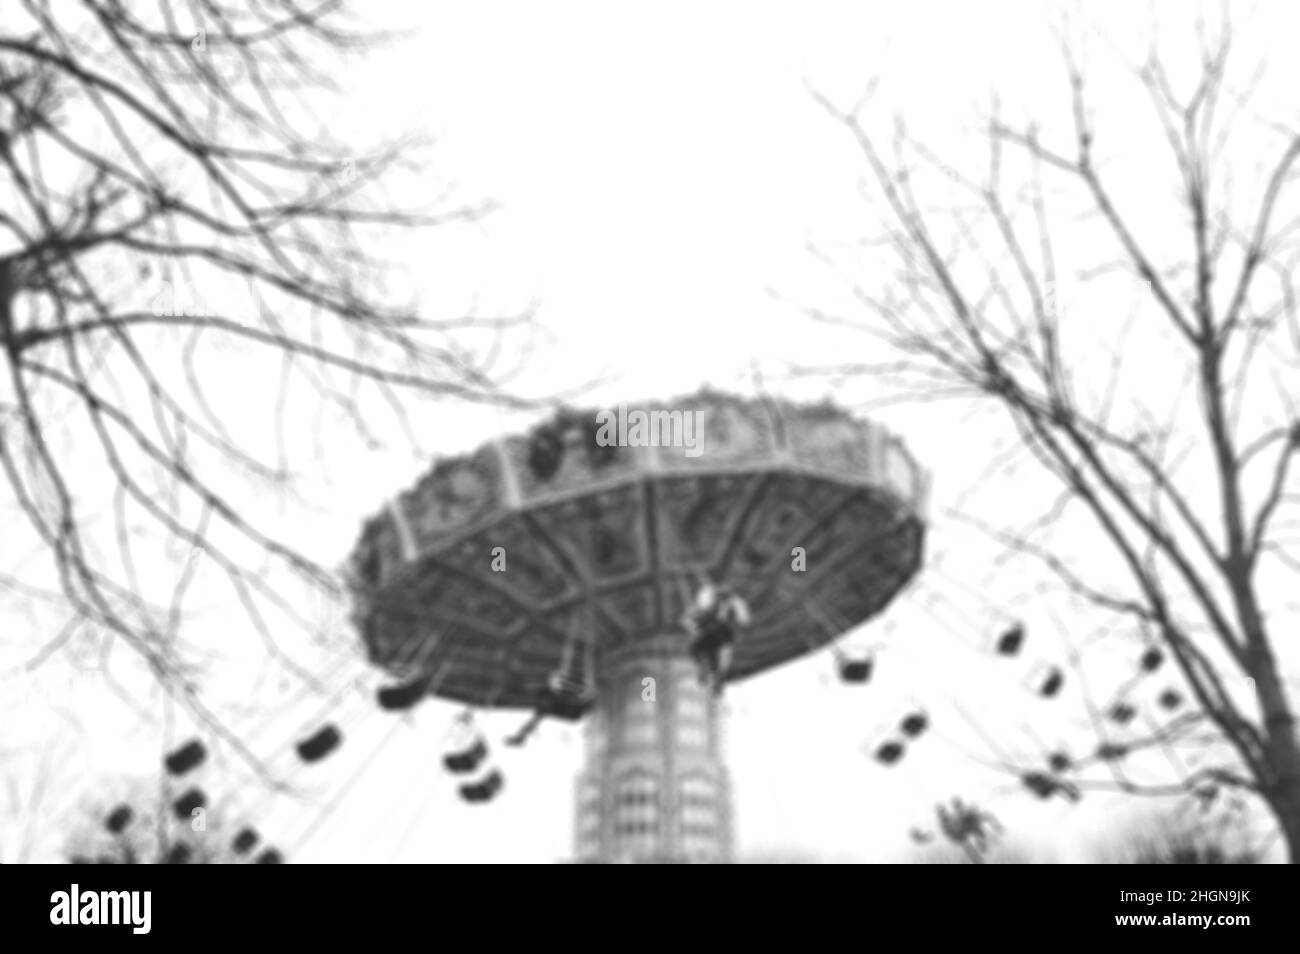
xmin=803 ymin=8 xmax=1300 ymax=857
xmin=61 ymin=773 xmax=249 ymax=865
xmin=0 ymin=1 xmax=541 ymax=748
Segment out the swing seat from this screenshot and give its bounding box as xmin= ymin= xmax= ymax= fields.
xmin=164 ymin=843 xmax=193 ymax=864
xmin=296 ymin=724 xmax=343 ymax=763
xmin=545 ymin=692 xmax=594 ymax=721
xmin=538 ymin=611 xmax=599 ymax=721
xmin=838 ymin=656 xmax=873 ymax=684
xmin=232 ymin=828 xmax=259 ymax=854
xmin=1029 ymin=778 xmax=1082 ymax=803
xmin=874 ymin=740 xmax=904 ymax=765
xmin=526 ymin=427 xmax=565 ymax=481
xmin=459 ymin=769 xmax=504 ymax=803
xmin=1021 ymin=772 xmax=1057 ymax=799
xmin=1037 ymin=668 xmax=1064 ymax=698
xmin=163 ymin=739 xmax=207 ymax=776
xmin=1096 ymin=742 xmax=1128 ymax=761
xmin=1108 ymin=702 xmax=1136 ymax=725
xmin=542 ymin=673 xmax=595 ymax=720
xmin=172 ymin=788 xmax=206 ymax=819
xmin=1047 ymin=751 xmax=1072 ymax=773
xmin=900 ymin=712 xmax=928 ymax=738
xmin=995 ymin=624 xmax=1025 ymax=656
xmin=105 ymin=804 xmax=133 ymax=834
xmin=443 ymin=736 xmax=488 ymax=774
xmin=537 ymin=661 xmax=596 ymax=721
xmin=377 ymin=674 xmax=432 ymax=711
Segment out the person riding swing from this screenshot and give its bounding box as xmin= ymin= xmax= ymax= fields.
xmin=682 ymin=579 xmax=750 ymax=697
xmin=506 ymin=624 xmax=597 ymax=747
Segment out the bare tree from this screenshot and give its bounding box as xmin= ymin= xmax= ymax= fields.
xmin=0 ymin=2 xmax=538 ymax=745
xmin=805 ymin=13 xmax=1300 ymax=859
xmin=1090 ymin=803 xmax=1259 ymax=864
xmin=63 ymin=775 xmax=266 ymax=864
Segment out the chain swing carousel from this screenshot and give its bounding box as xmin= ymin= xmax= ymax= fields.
xmin=100 ymin=396 xmax=1175 ymax=862
xmin=346 ymin=389 xmax=928 ymax=863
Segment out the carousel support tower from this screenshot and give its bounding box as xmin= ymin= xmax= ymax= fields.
xmin=346 ymin=389 xmax=928 ymax=863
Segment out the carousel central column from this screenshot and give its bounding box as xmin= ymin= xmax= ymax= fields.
xmin=572 ymin=635 xmax=734 ymax=863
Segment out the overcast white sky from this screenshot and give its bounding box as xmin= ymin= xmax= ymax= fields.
xmin=3 ymin=0 xmax=1297 ymax=863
